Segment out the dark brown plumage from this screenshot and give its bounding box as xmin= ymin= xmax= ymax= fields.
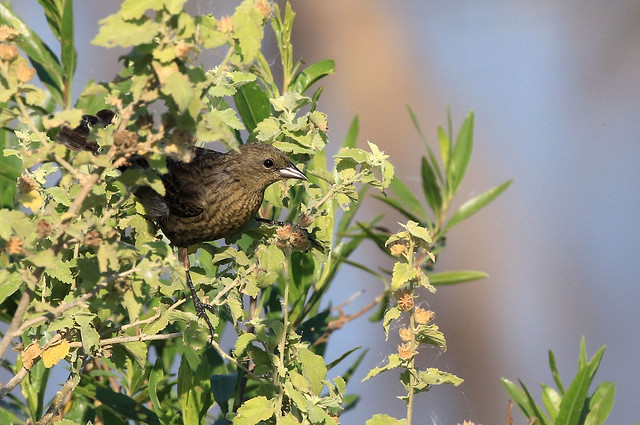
xmin=135 ymin=143 xmax=307 ymax=247
xmin=57 ymin=110 xmax=307 ymax=339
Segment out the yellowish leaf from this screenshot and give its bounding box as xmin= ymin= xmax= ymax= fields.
xmin=42 ymin=340 xmax=70 ymax=368
xmin=18 ymin=189 xmax=43 ymax=211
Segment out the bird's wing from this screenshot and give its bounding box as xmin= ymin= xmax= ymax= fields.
xmin=162 ymin=147 xmax=227 ymax=218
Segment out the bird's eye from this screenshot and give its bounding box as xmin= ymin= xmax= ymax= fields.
xmin=263 ymin=159 xmax=274 ymax=168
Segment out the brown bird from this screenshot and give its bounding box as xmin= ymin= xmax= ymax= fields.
xmin=57 ymin=110 xmax=307 ymax=337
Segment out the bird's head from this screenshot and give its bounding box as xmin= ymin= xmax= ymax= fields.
xmin=234 ymin=143 xmax=307 ymax=189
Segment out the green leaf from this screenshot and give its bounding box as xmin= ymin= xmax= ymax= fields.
xmin=120 ymin=0 xmax=164 ymax=20
xmin=501 ymin=378 xmax=543 ymax=422
xmin=91 ymin=382 xmax=160 ymax=425
xmin=233 ymin=0 xmax=264 ymax=63
xmin=299 ymin=347 xmax=327 ymax=395
xmin=291 ymin=59 xmax=335 ymax=94
xmin=585 ymin=381 xmax=615 ymax=425
xmin=549 ymin=349 xmax=565 ymax=394
xmin=556 ymin=345 xmax=606 ymax=425
xmin=233 ymin=396 xmax=274 ymax=425
xmin=60 ymin=0 xmax=76 ymax=106
xmin=362 ymin=354 xmax=402 ymax=382
xmin=234 ymin=81 xmax=270 ymax=134
xmin=366 ymin=414 xmax=405 ymax=425
xmin=389 ymin=176 xmax=428 ymax=223
xmin=427 ymin=270 xmax=488 ymax=286
xmin=441 ymin=179 xmax=512 ymax=235
xmin=373 ymin=194 xmax=422 ymax=225
xmin=343 ymin=115 xmax=359 ymax=149
xmin=162 ymin=73 xmax=194 ymax=112
xmin=421 ymin=156 xmax=442 ymax=219
xmin=541 ymin=383 xmax=561 ymax=422
xmin=92 ymin=14 xmax=161 ymax=47
xmin=210 ymin=374 xmax=237 ymax=406
xmin=390 ymin=262 xmax=418 ymax=290
xmin=449 ymin=111 xmax=474 ymax=194
xmin=0 ymin=271 xmax=21 ymax=304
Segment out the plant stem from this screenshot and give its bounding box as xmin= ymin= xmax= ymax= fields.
xmin=275 ymin=249 xmax=292 ymax=420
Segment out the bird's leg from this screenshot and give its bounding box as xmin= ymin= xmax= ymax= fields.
xmin=178 ymin=247 xmax=216 ymax=342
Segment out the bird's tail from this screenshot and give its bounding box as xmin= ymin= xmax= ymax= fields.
xmin=56 ymin=109 xmax=116 ymax=154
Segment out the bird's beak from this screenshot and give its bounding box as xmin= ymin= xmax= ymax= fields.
xmin=280 ymin=162 xmax=307 ymax=180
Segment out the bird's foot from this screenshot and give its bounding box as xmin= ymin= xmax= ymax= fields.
xmin=192 ymin=294 xmax=217 ymax=343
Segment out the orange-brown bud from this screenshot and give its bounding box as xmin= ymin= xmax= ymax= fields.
xmin=6 ymin=236 xmax=23 ymax=255
xmin=397 ymin=342 xmax=417 ymax=360
xmin=0 ymin=43 xmax=18 ymax=61
xmin=36 ymin=220 xmax=52 ymax=238
xmin=398 ymin=326 xmax=413 ymax=342
xmin=83 ymin=230 xmax=102 ymax=247
xmin=217 ymin=16 xmax=233 ymax=33
xmin=394 ymin=288 xmax=414 ymax=311
xmin=415 ymin=307 xmax=434 ymax=325
xmin=390 ymin=243 xmax=405 ymax=257
xmin=17 ymin=64 xmax=35 ymax=83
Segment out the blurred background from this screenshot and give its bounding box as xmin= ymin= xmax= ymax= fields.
xmin=11 ymin=1 xmax=640 ymax=424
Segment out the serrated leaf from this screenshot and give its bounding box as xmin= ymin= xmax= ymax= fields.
xmin=45 ymin=260 xmax=74 ymax=284
xmin=120 ymin=0 xmax=163 ymax=20
xmin=390 ymin=262 xmax=418 ymax=290
xmin=93 ymin=14 xmax=161 ymax=47
xmin=362 ymin=354 xmax=402 ymax=382
xmin=233 ymin=396 xmax=274 ymax=425
xmin=162 ymin=72 xmax=194 ymax=112
xmin=382 ymin=307 xmax=401 ymax=339
xmin=366 ymin=414 xmax=404 ymax=425
xmin=255 ymin=117 xmax=281 ymax=142
xmin=233 ymin=1 xmax=264 ymax=63
xmin=299 ymin=347 xmax=326 ymax=395
xmin=442 ymin=179 xmax=512 ymax=235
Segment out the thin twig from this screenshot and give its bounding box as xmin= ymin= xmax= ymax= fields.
xmin=0 ymin=366 xmax=28 ymax=399
xmin=36 ymin=370 xmax=81 ymax=425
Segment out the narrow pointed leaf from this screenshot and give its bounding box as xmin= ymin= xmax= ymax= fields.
xmin=549 ymin=349 xmax=565 ymax=395
xmin=437 ymin=126 xmax=450 ymax=175
xmin=428 ymin=270 xmax=487 ymax=286
xmin=450 ymin=111 xmax=474 ymax=194
xmin=556 ymin=345 xmax=606 ymax=425
xmin=441 ymin=179 xmax=512 ymax=235
xmin=501 ymin=378 xmax=538 ymax=420
xmin=585 ymin=381 xmax=615 ymax=425
xmin=373 ymin=194 xmax=422 ymax=226
xmin=235 ymin=81 xmax=270 ymax=134
xmin=541 ymin=383 xmax=561 ymax=422
xmin=342 ymin=115 xmax=359 ymax=148
xmin=389 ymin=176 xmax=429 ymax=223
xmin=407 ymin=105 xmax=443 ymax=181
xmin=60 ymin=0 xmax=77 ymax=106
xmin=421 ymin=156 xmax=442 ymax=219
xmin=291 ymin=59 xmax=335 ymax=94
